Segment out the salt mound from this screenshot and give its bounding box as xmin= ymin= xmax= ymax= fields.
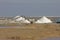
xmin=16 ymin=17 xmax=25 ymax=21
xmin=35 ymin=16 xmax=52 ymax=23
xmin=16 ymin=17 xmax=30 ymax=23
xmin=14 ymin=16 xmax=20 ymax=19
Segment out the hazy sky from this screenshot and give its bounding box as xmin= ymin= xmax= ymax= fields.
xmin=0 ymin=0 xmax=59 ymax=16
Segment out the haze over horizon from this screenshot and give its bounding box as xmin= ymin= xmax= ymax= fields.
xmin=0 ymin=0 xmax=59 ymax=16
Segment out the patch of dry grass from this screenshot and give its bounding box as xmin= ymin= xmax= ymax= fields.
xmin=0 ymin=23 xmax=60 ymax=40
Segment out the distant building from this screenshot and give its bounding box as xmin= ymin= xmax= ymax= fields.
xmin=55 ymin=19 xmax=60 ymax=23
